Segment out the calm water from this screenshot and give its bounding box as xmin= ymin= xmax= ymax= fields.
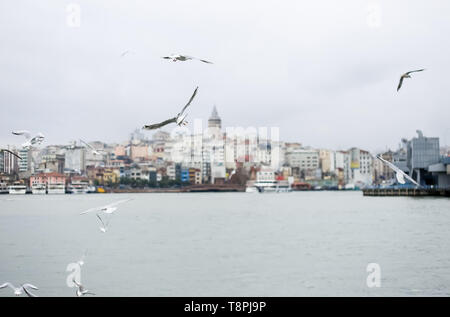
xmin=0 ymin=191 xmax=449 ymax=297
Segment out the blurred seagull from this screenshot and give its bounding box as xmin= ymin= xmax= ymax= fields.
xmin=143 ymin=87 xmax=198 ymax=130
xmin=0 ymin=282 xmax=39 ymax=297
xmin=96 ymin=213 xmax=109 ymax=233
xmin=72 ymin=279 xmax=95 ymax=297
xmin=120 ymin=50 xmax=135 ymax=58
xmin=12 ymin=130 xmax=45 ymax=149
xmin=0 ymin=149 xmax=22 ymax=160
xmin=397 ymin=69 xmax=425 ymax=91
xmin=80 ymin=199 xmax=132 ymax=215
xmin=376 ymin=155 xmax=420 ymax=187
xmin=80 ymin=139 xmax=104 ymax=156
xmin=162 ymin=54 xmax=213 ymax=64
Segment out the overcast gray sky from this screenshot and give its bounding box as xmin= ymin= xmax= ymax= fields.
xmin=1 ymin=0 xmax=449 ymax=152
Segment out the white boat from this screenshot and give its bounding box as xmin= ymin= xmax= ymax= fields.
xmin=31 ymin=183 xmax=47 ymax=195
xmin=246 ymin=180 xmax=291 ymax=193
xmin=0 ymin=183 xmax=9 ymax=194
xmin=245 ymin=186 xmax=258 ymax=193
xmin=8 ymin=185 xmax=27 ymax=195
xmin=47 ymin=183 xmax=65 ymax=194
xmin=69 ymin=179 xmax=89 ymax=194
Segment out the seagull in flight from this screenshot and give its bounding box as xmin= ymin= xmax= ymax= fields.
xmin=79 ymin=139 xmax=105 ymax=156
xmin=0 ymin=149 xmax=22 ymax=160
xmin=12 ymin=130 xmax=45 ymax=149
xmin=72 ymin=279 xmax=95 ymax=297
xmin=120 ymin=50 xmax=135 ymax=58
xmin=80 ymin=199 xmax=132 ymax=215
xmin=0 ymin=282 xmax=39 ymax=297
xmin=143 ymin=87 xmax=198 ymax=130
xmin=162 ymin=54 xmax=213 ymax=64
xmin=376 ymin=155 xmax=420 ymax=187
xmin=397 ymin=69 xmax=425 ymax=91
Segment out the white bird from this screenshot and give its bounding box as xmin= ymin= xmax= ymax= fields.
xmin=0 ymin=282 xmax=39 ymax=297
xmin=376 ymin=155 xmax=420 ymax=187
xmin=79 ymin=139 xmax=105 ymax=156
xmin=80 ymin=199 xmax=132 ymax=215
xmin=143 ymin=87 xmax=198 ymax=130
xmin=397 ymin=69 xmax=425 ymax=91
xmin=12 ymin=130 xmax=45 ymax=149
xmin=0 ymin=149 xmax=22 ymax=160
xmin=96 ymin=213 xmax=109 ymax=233
xmin=162 ymin=54 xmax=213 ymax=64
xmin=72 ymin=279 xmax=95 ymax=297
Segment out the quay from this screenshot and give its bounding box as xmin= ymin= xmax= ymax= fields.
xmin=363 ymin=188 xmax=450 ymax=197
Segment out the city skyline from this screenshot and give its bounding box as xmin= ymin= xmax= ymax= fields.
xmin=1 ymin=1 xmax=450 ymax=152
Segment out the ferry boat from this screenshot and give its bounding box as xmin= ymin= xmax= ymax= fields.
xmin=8 ymin=184 xmax=27 ymax=195
xmin=31 ymin=183 xmax=47 ymax=195
xmin=47 ymin=183 xmax=66 ymax=194
xmin=246 ymin=180 xmax=291 ymax=193
xmin=68 ymin=183 xmax=89 ymax=194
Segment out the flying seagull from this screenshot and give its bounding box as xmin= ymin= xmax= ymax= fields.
xmin=72 ymin=279 xmax=95 ymax=297
xmin=397 ymin=69 xmax=425 ymax=91
xmin=143 ymin=87 xmax=198 ymax=130
xmin=162 ymin=54 xmax=213 ymax=64
xmin=376 ymin=155 xmax=420 ymax=187
xmin=96 ymin=213 xmax=110 ymax=233
xmin=0 ymin=149 xmax=22 ymax=160
xmin=80 ymin=139 xmax=105 ymax=156
xmin=12 ymin=130 xmax=45 ymax=149
xmin=80 ymin=199 xmax=132 ymax=215
xmin=120 ymin=50 xmax=135 ymax=58
xmin=0 ymin=282 xmax=39 ymax=297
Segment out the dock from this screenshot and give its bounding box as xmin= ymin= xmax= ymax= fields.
xmin=363 ymin=188 xmax=450 ymax=197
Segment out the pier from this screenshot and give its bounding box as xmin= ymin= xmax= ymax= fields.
xmin=363 ymin=188 xmax=450 ymax=197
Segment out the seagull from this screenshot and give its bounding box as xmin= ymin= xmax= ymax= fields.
xmin=376 ymin=155 xmax=420 ymax=187
xmin=120 ymin=50 xmax=135 ymax=58
xmin=96 ymin=213 xmax=109 ymax=233
xmin=162 ymin=54 xmax=213 ymax=64
xmin=80 ymin=199 xmax=132 ymax=215
xmin=72 ymin=279 xmax=95 ymax=297
xmin=397 ymin=69 xmax=425 ymax=91
xmin=0 ymin=282 xmax=39 ymax=297
xmin=0 ymin=149 xmax=22 ymax=160
xmin=79 ymin=139 xmax=105 ymax=156
xmin=12 ymin=130 xmax=45 ymax=149
xmin=143 ymin=87 xmax=198 ymax=130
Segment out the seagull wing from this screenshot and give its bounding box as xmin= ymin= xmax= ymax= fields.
xmin=398 ymin=170 xmax=420 ymax=187
xmin=22 ymin=283 xmax=38 ymax=290
xmin=0 ymin=282 xmax=14 ymax=290
xmin=104 ymin=198 xmax=132 ymax=209
xmin=199 ymin=59 xmax=213 ymax=64
xmin=397 ymin=76 xmax=404 ymax=91
xmin=96 ymin=213 xmax=107 ymax=228
xmin=80 ymin=206 xmax=102 ymax=215
xmin=12 ymin=130 xmax=31 ymax=139
xmin=143 ymin=117 xmax=177 ymax=130
xmin=80 ymin=139 xmax=95 ymax=151
xmin=406 ymin=69 xmax=425 ymax=75
xmin=22 ymin=287 xmax=38 ymax=297
xmin=0 ymin=149 xmax=22 ymax=160
xmin=178 ymin=86 xmax=199 ymax=116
